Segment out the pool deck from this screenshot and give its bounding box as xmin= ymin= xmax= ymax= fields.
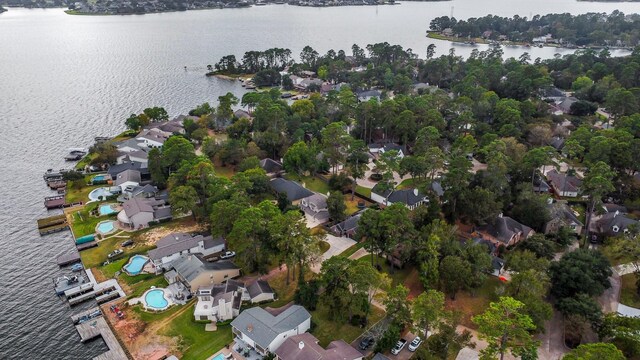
xmin=72 ymin=307 xmax=129 ymax=360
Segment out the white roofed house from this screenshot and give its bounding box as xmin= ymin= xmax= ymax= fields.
xmin=148 ymin=232 xmax=226 ymax=271
xmin=231 ymin=305 xmax=312 ymax=356
xmin=116 ymin=149 xmax=149 ymax=166
xmin=194 ymin=279 xmax=244 ymax=322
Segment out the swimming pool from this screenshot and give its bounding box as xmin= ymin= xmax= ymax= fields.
xmin=98 ymin=204 xmax=117 ymax=216
xmin=211 ymin=354 xmax=225 ymax=360
xmin=92 ymin=175 xmax=109 ymax=183
xmin=96 ymin=220 xmax=116 ymax=235
xmin=88 ymin=187 xmax=114 ymax=201
xmin=123 ymin=255 xmax=148 ymax=275
xmin=144 ymin=289 xmax=169 ymax=310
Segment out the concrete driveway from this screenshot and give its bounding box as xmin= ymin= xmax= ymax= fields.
xmin=311 ymin=234 xmax=356 ymax=273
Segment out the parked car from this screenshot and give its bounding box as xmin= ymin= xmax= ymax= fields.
xmin=121 ymin=239 xmax=134 ymax=247
xmin=358 ymin=336 xmax=374 ymax=350
xmin=408 ymin=336 xmax=422 ymax=351
xmin=220 ymin=251 xmax=236 ymax=260
xmin=108 ymin=249 xmax=123 ymax=259
xmin=391 ymin=339 xmax=407 ymax=355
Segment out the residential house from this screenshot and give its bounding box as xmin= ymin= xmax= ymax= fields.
xmin=379 ymin=143 xmax=406 ymax=159
xmin=441 ymin=28 xmax=454 ymax=36
xmin=550 ymin=137 xmax=565 ymax=152
xmin=115 ymin=138 xmax=145 ymax=154
xmin=546 ymin=169 xmax=582 ymax=197
xmin=231 ymin=305 xmax=312 ymax=356
xmin=593 ymin=210 xmax=639 ymax=238
xmin=555 ymin=96 xmax=578 ymax=115
xmin=147 ymin=116 xmax=187 ymax=134
xmin=194 ymin=279 xmax=244 ymax=322
xmin=114 ymin=169 xmax=141 ymax=192
xmin=234 ymin=109 xmax=252 ymax=119
xmin=164 ymin=254 xmax=241 ymax=293
xmin=330 ymin=212 xmax=363 ymax=238
xmin=247 ymin=280 xmax=275 ymax=303
xmin=117 ymin=149 xmax=149 ymax=166
xmin=476 ymin=214 xmax=534 ymax=248
xmin=122 ymin=184 xmax=158 ymax=201
xmin=136 ymin=128 xmax=171 ymax=148
xmin=300 ymin=193 xmax=329 ymax=223
xmin=274 ymin=333 xmax=363 ymax=360
xmin=260 ymin=158 xmax=283 ymax=177
xmin=269 ymin=178 xmax=314 ymax=204
xmin=357 ymin=90 xmax=381 ymax=103
xmin=149 ymin=232 xmax=226 ymax=271
xmin=117 ymin=197 xmax=172 ymax=229
xmin=107 ymin=161 xmax=149 ymax=180
xmin=544 ymin=200 xmax=583 ymax=235
xmin=370 ymin=185 xmax=428 ymax=210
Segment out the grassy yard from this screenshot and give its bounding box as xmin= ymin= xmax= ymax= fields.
xmin=131 ymin=301 xmax=185 ymax=323
xmin=445 ymin=277 xmax=503 ymax=329
xmin=264 ymin=270 xmax=303 ymax=309
xmin=285 ymin=174 xmax=330 ymax=194
xmin=128 ymin=276 xmax=169 ymax=298
xmin=80 ymin=233 xmax=154 ymax=269
xmin=620 ymin=274 xmax=640 ymax=308
xmin=356 ymin=254 xmax=412 ymax=287
xmin=65 ymin=182 xmax=102 ymax=204
xmin=355 ymin=185 xmax=371 ymax=198
xmin=344 ymin=194 xmax=370 ymax=215
xmin=339 ymin=242 xmax=364 ymax=259
xmin=160 ymin=302 xmax=233 ymax=360
xmin=68 ymin=202 xmax=114 ymax=238
xmin=75 ymin=153 xmax=98 ymax=170
xmin=311 ymin=302 xmax=385 ymax=347
xmin=319 ymin=240 xmax=330 ymax=254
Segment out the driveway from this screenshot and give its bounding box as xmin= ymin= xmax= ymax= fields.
xmin=386 ymin=331 xmax=420 ymax=360
xmin=356 ymin=162 xmax=412 ymax=189
xmin=310 ymin=234 xmax=356 ymax=273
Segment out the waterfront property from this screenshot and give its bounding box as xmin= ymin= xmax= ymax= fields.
xmin=88 ymin=186 xmax=120 ymax=202
xmin=90 ymin=174 xmax=112 ymax=185
xmin=194 ymin=279 xmax=244 ymax=322
xmin=114 ymin=169 xmax=141 ymax=192
xmin=117 ymin=197 xmax=172 ymax=230
xmin=98 ymin=203 xmax=118 ymax=216
xmin=123 ymin=255 xmax=150 ymax=276
xmin=148 ymin=232 xmax=226 ymax=271
xmin=164 ymin=254 xmax=240 ymax=293
xmin=95 ymin=220 xmax=117 ymax=235
xmin=141 ymin=287 xmax=172 ymax=311
xmin=231 ymin=305 xmax=311 ymax=356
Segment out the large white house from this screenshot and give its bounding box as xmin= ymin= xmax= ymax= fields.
xmin=194 ymin=280 xmax=244 ymax=322
xmin=231 ymin=305 xmax=311 ymax=356
xmin=148 ymin=232 xmax=226 ymax=271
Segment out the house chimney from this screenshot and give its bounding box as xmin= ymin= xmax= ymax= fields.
xmin=247 ymin=324 xmax=253 ymax=333
xmin=299 ymin=341 xmax=305 ymax=350
xmin=413 ymin=189 xmax=418 ymax=196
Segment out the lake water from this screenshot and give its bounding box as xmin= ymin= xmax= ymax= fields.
xmin=1 ymin=1 xmax=640 ymax=358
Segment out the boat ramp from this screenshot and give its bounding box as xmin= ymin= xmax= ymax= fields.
xmin=71 ymin=307 xmax=129 ymax=360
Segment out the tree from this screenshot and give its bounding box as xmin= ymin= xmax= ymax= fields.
xmin=283 ymin=141 xmax=315 ymax=176
xmin=427 ymin=43 xmax=436 ymax=59
xmin=598 ymin=313 xmax=640 ymax=358
xmin=439 ymin=256 xmax=471 ymax=300
xmin=472 ymin=297 xmax=539 ymax=360
xmin=610 ymin=233 xmax=640 ymax=296
xmin=506 ymin=268 xmax=553 ymax=330
xmin=294 ymin=280 xmax=320 ymax=310
xmin=582 ymin=161 xmax=615 ymax=244
xmin=210 ymin=197 xmax=249 ymax=237
xmin=161 ymin=136 xmax=196 ymax=171
xmin=143 ymin=106 xmax=169 ymax=122
xmin=327 ymin=191 xmax=346 ymax=222
xmin=563 ymin=343 xmax=625 ymax=360
xmin=550 ymin=249 xmax=612 ymax=299
xmin=228 ymin=201 xmax=280 ymax=273
xmin=423 ymin=315 xmax=474 ymax=359
xmin=169 ymin=185 xmax=199 ymax=219
xmin=321 ymin=122 xmax=350 ymax=174
xmin=345 ymin=139 xmax=369 ymax=200
xmin=350 ymin=261 xmax=390 ymax=322
xmin=510 ymin=186 xmax=550 ymax=232
xmin=320 ymin=256 xmax=353 ymax=321
xmin=412 ymin=290 xmax=446 ymax=338
xmin=384 ymin=285 xmax=412 ymax=329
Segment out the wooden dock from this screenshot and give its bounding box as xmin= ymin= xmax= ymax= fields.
xmin=72 ymin=308 xmax=129 ymax=360
xmin=57 ymin=252 xmax=81 ymax=266
xmin=77 ymin=241 xmax=98 ymax=251
xmin=37 ymin=214 xmax=69 ymax=235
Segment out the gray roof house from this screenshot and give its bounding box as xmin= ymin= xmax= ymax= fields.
xmin=275 ymin=332 xmax=363 ymax=360
xmin=544 ymin=200 xmax=583 ymax=235
xmin=165 ymin=254 xmax=241 ymax=292
xmin=114 ymin=169 xmax=142 ymax=191
xmin=330 ymin=212 xmax=363 ymax=238
xmin=357 ymin=90 xmax=381 ymax=102
xmin=477 ymin=215 xmax=534 ymax=248
xmin=300 ymin=193 xmax=329 ymax=223
xmin=370 ymin=185 xmax=428 ymax=210
xmin=546 ymin=170 xmax=582 ymax=197
xmin=247 ymin=280 xmax=275 ymax=303
xmin=117 ymin=198 xmax=171 ymax=230
xmin=194 ymin=279 xmax=244 ymax=322
xmin=123 ymin=184 xmax=158 ymax=200
xmin=148 ymin=232 xmax=226 ymax=271
xmin=269 ymin=178 xmax=314 ymax=203
xmin=231 ymin=305 xmax=312 ymax=355
xmin=594 ymin=210 xmax=639 ymax=238
xmin=108 ymin=161 xmax=148 ymax=178
xmin=260 ymin=158 xmax=283 ymax=176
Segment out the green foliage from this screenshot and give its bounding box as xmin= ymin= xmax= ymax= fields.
xmin=327 ymin=191 xmax=347 ymax=222
xmin=294 ymin=280 xmax=320 ymax=311
xmin=563 ymin=343 xmax=625 ymax=360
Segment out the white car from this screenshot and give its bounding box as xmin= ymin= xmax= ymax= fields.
xmin=408 ymin=336 xmax=422 ymax=351
xmin=220 ymin=251 xmax=236 ymax=260
xmin=391 ymin=339 xmax=407 ymax=355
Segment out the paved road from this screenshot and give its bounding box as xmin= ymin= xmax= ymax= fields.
xmin=310 ymin=234 xmax=356 ymax=273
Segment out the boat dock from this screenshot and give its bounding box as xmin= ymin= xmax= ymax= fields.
xmin=63 ymin=269 xmax=125 ymax=306
xmin=48 ymin=180 xmax=67 ymax=189
xmin=37 ymin=214 xmax=69 ymax=235
xmin=57 ymin=252 xmax=81 ymax=266
xmin=71 ymin=307 xmax=129 ymax=360
xmin=54 ymin=274 xmax=89 ymax=295
xmin=44 ymin=195 xmax=83 ymax=210
xmin=77 ymin=241 xmax=98 ymax=251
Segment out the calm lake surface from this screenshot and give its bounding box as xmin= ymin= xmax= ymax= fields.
xmin=1 ymin=1 xmax=639 ymax=358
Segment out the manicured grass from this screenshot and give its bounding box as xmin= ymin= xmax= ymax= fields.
xmin=356 ymin=254 xmax=412 ymax=287
xmin=131 ymin=302 xmax=184 ymax=323
xmin=69 ymin=202 xmax=108 ymax=238
xmin=160 ymin=302 xmax=233 ymax=360
xmin=128 ymin=275 xmax=169 ymax=298
xmin=75 ymin=153 xmax=98 ymax=170
xmin=285 ymin=174 xmax=330 ymax=194
xmin=339 ymin=242 xmax=364 ymax=259
xmin=600 ymin=242 xmax=629 ymax=266
xmin=311 ymin=302 xmax=385 ymax=347
xmin=620 ymin=274 xmax=640 ymax=308
xmin=80 ymin=233 xmax=153 ymax=269
xmin=445 ymin=277 xmax=502 ymax=329
xmin=355 ymin=185 xmax=371 ymax=198
xmin=65 ymin=182 xmax=101 ymax=204
xmin=319 ymin=240 xmax=330 ymax=254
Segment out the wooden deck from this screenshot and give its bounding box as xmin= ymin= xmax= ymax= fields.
xmin=56 ymin=252 xmax=81 ymax=266
xmin=73 ymin=308 xmax=129 ymax=360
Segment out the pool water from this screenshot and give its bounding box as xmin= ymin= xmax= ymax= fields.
xmin=211 ymin=354 xmax=225 ymax=360
xmin=88 ymin=187 xmax=114 ymax=201
xmin=98 ymin=204 xmax=116 ymax=216
xmin=92 ymin=175 xmax=107 ymax=182
xmin=145 ymin=289 xmax=168 ymax=309
xmin=96 ymin=221 xmax=115 ymax=234
xmin=124 ymin=255 xmax=148 ymax=275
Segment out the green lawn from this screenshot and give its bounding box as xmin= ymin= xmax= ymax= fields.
xmin=160 ymin=302 xmax=233 ymax=360
xmin=339 ymin=242 xmax=364 ymax=259
xmin=75 ymin=152 xmax=98 ymax=170
xmin=355 ymin=185 xmax=371 ymax=198
xmin=131 ymin=302 xmax=185 ymax=323
xmin=65 ymin=183 xmax=102 ymax=204
xmin=344 ymin=194 xmax=370 ymax=215
xmin=285 ymin=174 xmax=330 ymax=194
xmin=80 ymin=234 xmax=153 ymax=269
xmin=319 ymin=240 xmax=330 ymax=254
xmin=620 ymin=274 xmax=640 ymax=308
xmin=356 ymin=254 xmax=412 ymax=287
xmin=311 ymin=302 xmax=385 ymax=347
xmin=128 ymin=275 xmax=169 ymax=298
xmin=69 ymin=202 xmax=113 ymax=238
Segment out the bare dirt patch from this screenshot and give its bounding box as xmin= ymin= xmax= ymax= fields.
xmin=137 ymin=219 xmax=207 ymax=247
